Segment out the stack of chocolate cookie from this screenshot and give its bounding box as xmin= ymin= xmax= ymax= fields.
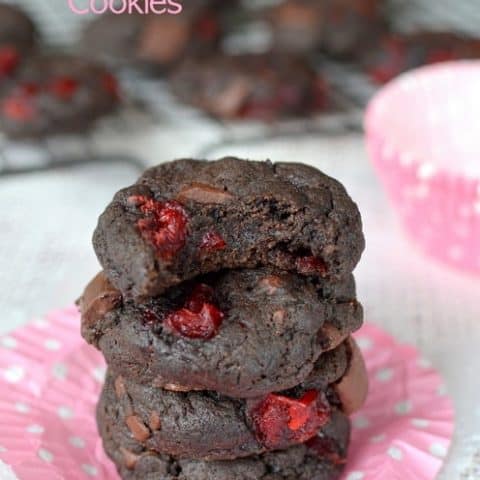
xmin=80 ymin=158 xmax=367 ymax=480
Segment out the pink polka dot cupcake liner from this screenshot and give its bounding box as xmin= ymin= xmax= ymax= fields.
xmin=0 ymin=306 xmax=454 ymax=480
xmin=365 ymin=61 xmax=480 ymax=275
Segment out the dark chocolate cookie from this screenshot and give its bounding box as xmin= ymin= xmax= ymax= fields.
xmin=362 ymin=32 xmax=480 ymax=85
xmin=97 ymin=339 xmax=352 ymax=461
xmin=93 ymin=158 xmax=364 ymax=299
xmin=265 ymin=0 xmax=324 ymax=54
xmin=318 ymin=0 xmax=384 ymax=58
xmin=0 ymin=54 xmax=119 ymax=138
xmin=80 ymin=268 xmax=363 ymax=398
xmin=169 ymin=54 xmax=329 ymax=120
xmin=81 ymin=5 xmax=221 ymax=70
xmin=0 ymin=4 xmax=37 ymax=88
xmin=98 ymin=395 xmax=350 ymax=480
xmin=266 ymin=0 xmax=384 ymax=57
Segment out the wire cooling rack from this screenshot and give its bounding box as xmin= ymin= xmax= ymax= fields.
xmin=1 ymin=0 xmax=479 ymax=176
xmin=0 ymin=0 xmax=375 ymax=176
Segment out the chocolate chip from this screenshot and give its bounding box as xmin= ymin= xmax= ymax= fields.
xmin=163 ymin=382 xmax=194 ymax=392
xmin=259 ymin=275 xmax=284 ymax=295
xmin=125 ymin=415 xmax=151 ymax=442
xmin=79 ymin=272 xmax=122 ymax=328
xmin=272 ymin=309 xmax=285 ymax=323
xmin=115 ymin=376 xmax=126 ymax=398
xmin=177 ymin=182 xmax=233 ymax=204
xmin=138 ymin=16 xmax=189 ymax=64
xmin=318 ymin=323 xmax=348 ymax=352
xmin=149 ymin=411 xmax=162 ymax=431
xmin=120 ymin=447 xmax=139 ymax=469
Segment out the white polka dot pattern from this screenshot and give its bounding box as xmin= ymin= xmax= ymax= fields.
xmin=44 ymin=339 xmax=61 ymax=351
xmin=0 ymin=307 xmax=454 ymax=480
xmin=26 ymin=425 xmax=44 ymax=435
xmin=69 ymin=436 xmax=85 ymax=449
xmin=14 ymin=403 xmax=30 ymax=414
xmin=37 ymin=448 xmax=53 ymax=463
xmin=3 ymin=366 xmax=25 ymax=384
xmin=0 ymin=337 xmax=17 ymax=350
xmin=57 ymin=406 xmax=74 ymax=420
xmin=388 ymin=446 xmax=404 ymax=461
xmin=347 ymin=473 xmax=365 ymax=480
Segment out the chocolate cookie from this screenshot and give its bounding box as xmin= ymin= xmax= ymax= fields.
xmin=362 ymin=32 xmax=480 ymax=85
xmin=169 ymin=54 xmax=329 ymax=120
xmin=93 ymin=158 xmax=364 ymax=299
xmin=0 ymin=55 xmax=119 ymax=138
xmin=81 ymin=5 xmax=221 ymax=70
xmin=97 ymin=338 xmax=359 ymax=461
xmin=266 ymin=0 xmax=324 ymax=54
xmin=0 ymin=4 xmax=37 ymax=88
xmin=266 ymin=0 xmax=384 ymax=57
xmin=318 ymin=0 xmax=384 ymax=58
xmin=98 ymin=396 xmax=350 ymax=480
xmin=80 ymin=268 xmax=363 ymax=398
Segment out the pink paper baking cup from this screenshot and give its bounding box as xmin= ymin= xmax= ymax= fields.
xmin=365 ymin=61 xmax=480 ymax=275
xmin=0 ymin=306 xmax=454 ymax=480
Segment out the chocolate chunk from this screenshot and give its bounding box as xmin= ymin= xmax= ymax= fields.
xmin=177 ymin=183 xmax=233 ymax=204
xmin=79 ymin=272 xmax=122 ymax=329
xmin=126 ymin=415 xmax=151 ymax=442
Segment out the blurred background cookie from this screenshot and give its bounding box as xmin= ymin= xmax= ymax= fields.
xmin=80 ymin=2 xmax=224 ymax=71
xmin=0 ymin=54 xmax=119 ymax=138
xmin=170 ymin=53 xmax=329 ymax=120
xmin=319 ymin=0 xmax=385 ymax=58
xmin=0 ymin=3 xmax=38 ymax=88
xmin=265 ymin=0 xmax=385 ymax=57
xmin=361 ymin=31 xmax=480 ymax=84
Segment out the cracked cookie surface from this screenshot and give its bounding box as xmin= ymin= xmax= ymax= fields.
xmin=93 ymin=158 xmax=364 ymax=300
xmin=80 ymin=268 xmax=363 ymax=398
xmin=97 ymin=339 xmax=351 ymax=461
xmin=98 ymin=393 xmax=350 ymax=480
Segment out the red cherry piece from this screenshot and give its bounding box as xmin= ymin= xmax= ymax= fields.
xmin=19 ymin=82 xmax=40 ymax=96
xmin=200 ymin=231 xmax=226 ymax=252
xmin=278 ymin=85 xmax=303 ymax=108
xmin=49 ymin=76 xmax=79 ymax=100
xmin=251 ymin=390 xmax=330 ymax=449
xmin=307 ymin=436 xmax=347 ymax=466
xmin=426 ymin=49 xmax=457 ymax=65
xmin=0 ymin=46 xmax=20 ymax=77
xmin=369 ymin=65 xmax=398 ymax=85
xmin=237 ymin=98 xmax=278 ymax=120
xmin=102 ymin=73 xmax=119 ymax=97
xmin=195 ymin=16 xmax=220 ymax=42
xmin=165 ymin=303 xmax=224 ymax=341
xmin=288 ymin=389 xmax=319 ymax=430
xmin=133 ymin=196 xmax=189 ymax=260
xmin=2 ymin=96 xmax=36 ymax=121
xmin=295 ymin=256 xmax=327 ymax=275
xmin=184 ymin=284 xmax=215 ymax=313
xmin=312 ymin=78 xmax=328 ymax=110
xmin=164 ymin=284 xmax=224 ymax=339
xmin=368 ymin=38 xmax=406 ymax=84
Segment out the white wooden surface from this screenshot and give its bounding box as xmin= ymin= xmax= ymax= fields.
xmin=1 ymin=133 xmax=479 ymax=479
